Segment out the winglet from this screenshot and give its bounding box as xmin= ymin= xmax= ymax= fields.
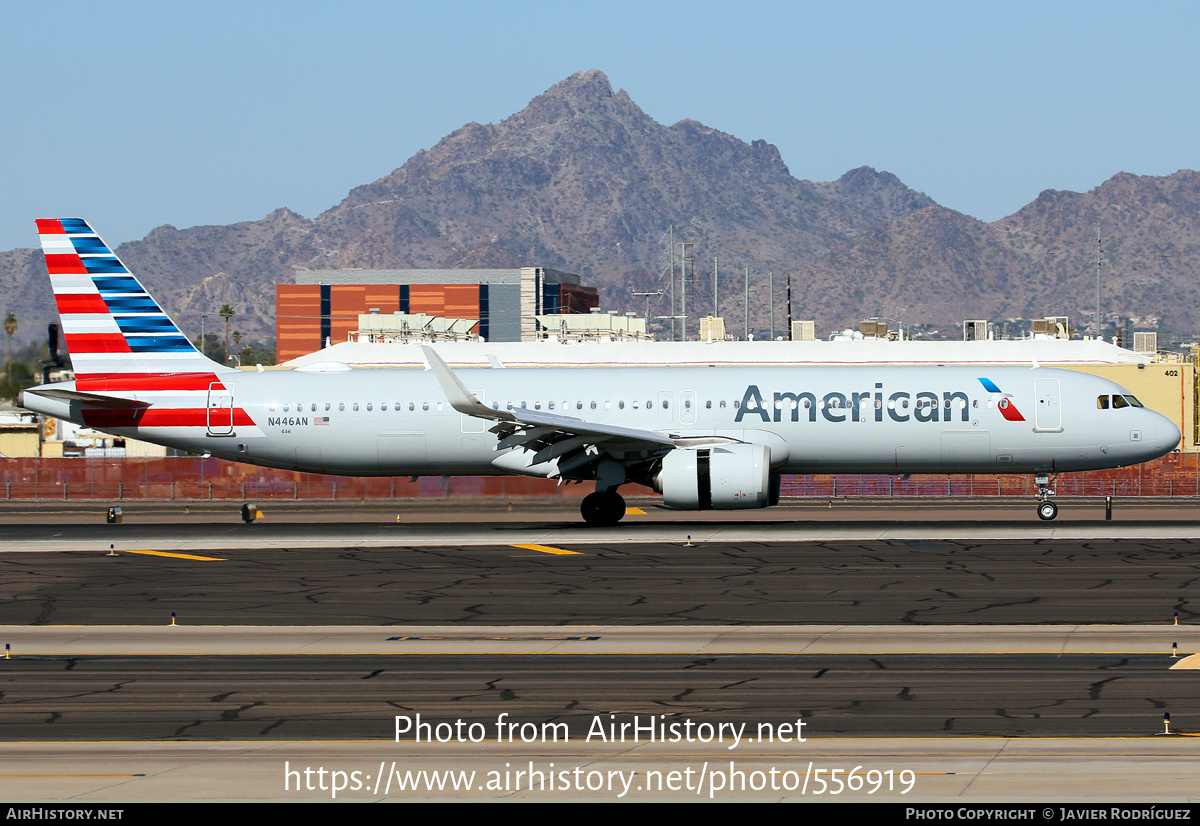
xmin=421 ymin=345 xmax=505 ymax=419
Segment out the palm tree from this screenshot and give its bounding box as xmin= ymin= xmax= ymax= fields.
xmin=219 ymin=305 xmax=235 ymax=361
xmin=3 ymin=311 xmax=16 ymax=385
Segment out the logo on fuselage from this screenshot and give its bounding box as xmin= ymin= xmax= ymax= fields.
xmin=733 ymin=383 xmax=972 ymax=425
xmin=977 ymin=377 xmax=1026 ymax=422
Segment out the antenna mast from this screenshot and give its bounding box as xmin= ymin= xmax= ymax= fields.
xmin=1095 ymin=222 xmax=1103 ymax=340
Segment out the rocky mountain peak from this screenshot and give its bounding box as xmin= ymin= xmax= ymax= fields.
xmin=542 ymin=69 xmax=615 ymax=102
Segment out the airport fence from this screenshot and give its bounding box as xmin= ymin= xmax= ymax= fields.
xmin=1 ymin=453 xmax=1199 ymax=501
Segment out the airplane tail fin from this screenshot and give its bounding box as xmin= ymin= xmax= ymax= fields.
xmin=37 ymin=218 xmax=225 ymax=381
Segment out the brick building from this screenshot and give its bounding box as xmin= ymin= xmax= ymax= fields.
xmin=276 ymin=267 xmax=597 ymax=362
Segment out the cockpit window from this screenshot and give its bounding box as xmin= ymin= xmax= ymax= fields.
xmin=1124 ymin=395 xmax=1144 ymax=408
xmin=1112 ymin=395 xmax=1129 ymax=409
xmin=1097 ymin=396 xmax=1109 ymax=410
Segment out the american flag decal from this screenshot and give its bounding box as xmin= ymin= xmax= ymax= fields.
xmin=315 ymin=417 xmax=330 ymax=426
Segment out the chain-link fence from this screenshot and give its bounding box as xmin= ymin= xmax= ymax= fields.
xmin=2 ymin=453 xmax=1196 ymax=501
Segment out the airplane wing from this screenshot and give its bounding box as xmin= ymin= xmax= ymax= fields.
xmin=421 ymin=345 xmax=675 ymax=478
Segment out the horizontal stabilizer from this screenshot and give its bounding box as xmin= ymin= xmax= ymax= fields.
xmin=23 ymin=388 xmax=151 ymax=409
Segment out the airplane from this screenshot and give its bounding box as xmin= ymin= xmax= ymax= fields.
xmin=18 ymin=218 xmax=1182 ymax=525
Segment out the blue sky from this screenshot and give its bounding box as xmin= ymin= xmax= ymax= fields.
xmin=2 ymin=1 xmax=1196 ymax=251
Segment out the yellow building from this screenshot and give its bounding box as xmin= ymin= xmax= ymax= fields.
xmin=0 ymin=410 xmax=41 ymax=457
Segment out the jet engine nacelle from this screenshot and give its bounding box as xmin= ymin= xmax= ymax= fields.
xmin=654 ymin=443 xmax=772 ymax=510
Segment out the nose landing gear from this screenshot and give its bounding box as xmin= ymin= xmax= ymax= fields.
xmin=1035 ymin=473 xmax=1058 ymax=521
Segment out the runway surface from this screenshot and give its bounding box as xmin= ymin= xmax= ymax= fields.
xmin=2 ymin=503 xmax=1199 ymax=800
xmin=0 ymin=538 xmax=1196 ymax=625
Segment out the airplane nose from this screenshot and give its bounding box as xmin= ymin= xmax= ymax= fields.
xmin=1160 ymin=417 xmax=1182 ymax=452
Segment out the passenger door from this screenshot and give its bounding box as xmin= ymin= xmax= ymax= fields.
xmin=1033 ymin=378 xmax=1062 ymax=432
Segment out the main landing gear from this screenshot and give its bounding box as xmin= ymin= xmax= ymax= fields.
xmin=581 ymin=490 xmax=626 ymax=527
xmin=1035 ymin=473 xmax=1058 ymax=521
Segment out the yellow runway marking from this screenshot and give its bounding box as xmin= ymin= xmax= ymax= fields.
xmin=511 ymin=544 xmax=582 ymax=556
xmin=0 ymin=774 xmax=144 ymax=778
xmin=121 ymin=550 xmax=225 ymax=562
xmin=625 ymin=507 xmax=646 ymax=515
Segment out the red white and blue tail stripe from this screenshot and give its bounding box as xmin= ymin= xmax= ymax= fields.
xmin=37 ymin=218 xmax=220 ymax=379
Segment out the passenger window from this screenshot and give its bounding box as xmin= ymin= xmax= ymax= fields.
xmin=720 ymin=400 xmax=726 ymax=409
xmin=268 ymin=403 xmax=277 ymax=412
xmin=366 ymin=403 xmax=373 ymax=411
xmin=325 ymin=403 xmax=331 ymax=411
xmin=618 ymin=401 xmax=625 ymax=409
xmin=283 ymin=404 xmax=290 ymax=412
xmin=339 ymin=403 xmax=345 ymax=412
xmin=576 ymin=401 xmax=583 ymax=410
xmin=353 ymin=403 xmax=359 ymax=412
xmin=423 ymin=402 xmax=430 ymax=411
xmin=705 ymin=400 xmax=712 ymax=409
xmin=590 ymin=401 xmax=597 ymax=410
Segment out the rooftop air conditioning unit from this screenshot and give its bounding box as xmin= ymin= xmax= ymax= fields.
xmin=1133 ymin=332 xmax=1157 ymax=354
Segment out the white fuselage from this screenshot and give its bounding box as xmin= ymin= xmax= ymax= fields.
xmin=24 ymin=364 xmax=1180 ymax=479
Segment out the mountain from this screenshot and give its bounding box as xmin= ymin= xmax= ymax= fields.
xmin=0 ymin=70 xmax=934 ymax=349
xmin=1 ymin=69 xmax=1196 ymax=350
xmin=789 ymin=170 xmax=1200 ymax=335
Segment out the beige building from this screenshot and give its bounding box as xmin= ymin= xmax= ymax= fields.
xmin=0 ymin=410 xmax=40 ymax=457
